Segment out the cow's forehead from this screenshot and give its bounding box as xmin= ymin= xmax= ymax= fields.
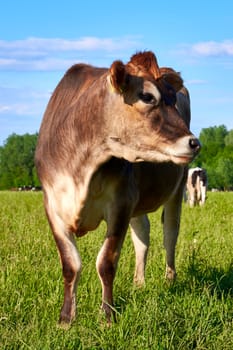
xmin=126 ymin=65 xmax=159 ymax=82
xmin=126 ymin=51 xmax=161 ymax=80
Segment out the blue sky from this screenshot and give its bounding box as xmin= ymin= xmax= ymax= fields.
xmin=1 ymin=0 xmax=233 ymax=145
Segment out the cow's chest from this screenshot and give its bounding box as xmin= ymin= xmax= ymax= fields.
xmin=76 ymin=160 xmax=184 ymax=234
xmin=132 ymin=162 xmax=185 ymax=214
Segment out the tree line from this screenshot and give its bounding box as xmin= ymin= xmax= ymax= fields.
xmin=0 ymin=133 xmax=40 ymax=190
xmin=0 ymin=125 xmax=233 ymax=190
xmin=191 ymin=125 xmax=233 ymax=190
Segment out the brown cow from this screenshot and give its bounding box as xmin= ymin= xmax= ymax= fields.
xmin=35 ymin=51 xmax=200 ymax=325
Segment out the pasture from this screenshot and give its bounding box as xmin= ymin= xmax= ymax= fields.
xmin=0 ymin=191 xmax=233 ymax=349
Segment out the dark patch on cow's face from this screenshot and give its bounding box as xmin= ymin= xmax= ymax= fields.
xmin=122 ymin=75 xmax=177 ymax=108
xmin=122 ymin=75 xmax=144 ymax=105
xmin=155 ymin=78 xmax=177 ymax=106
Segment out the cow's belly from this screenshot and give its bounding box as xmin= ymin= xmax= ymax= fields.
xmin=73 ymin=160 xmax=185 ymax=234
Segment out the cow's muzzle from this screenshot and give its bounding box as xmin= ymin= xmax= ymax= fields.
xmin=189 ymin=137 xmax=201 ymax=155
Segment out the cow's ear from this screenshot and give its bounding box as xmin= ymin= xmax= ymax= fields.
xmin=109 ymin=60 xmax=126 ymax=94
xmin=160 ymin=67 xmax=183 ymax=92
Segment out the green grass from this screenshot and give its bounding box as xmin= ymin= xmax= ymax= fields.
xmin=0 ymin=191 xmax=233 ymax=349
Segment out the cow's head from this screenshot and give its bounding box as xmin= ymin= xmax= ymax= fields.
xmin=106 ymin=51 xmax=200 ymax=165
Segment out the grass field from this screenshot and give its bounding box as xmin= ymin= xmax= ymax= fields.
xmin=0 ymin=191 xmax=233 ymax=349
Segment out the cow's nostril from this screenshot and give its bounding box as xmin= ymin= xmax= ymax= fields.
xmin=189 ymin=137 xmax=201 ymax=152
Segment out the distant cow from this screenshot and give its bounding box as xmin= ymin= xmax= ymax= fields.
xmin=186 ymin=167 xmax=207 ymax=206
xmin=35 ymin=51 xmax=200 ymax=325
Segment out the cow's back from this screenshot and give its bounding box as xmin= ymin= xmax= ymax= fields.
xmin=35 ymin=64 xmax=107 ymax=179
xmin=38 ymin=64 xmax=107 ymax=136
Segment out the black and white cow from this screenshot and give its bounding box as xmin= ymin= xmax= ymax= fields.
xmin=186 ymin=167 xmax=207 ymax=207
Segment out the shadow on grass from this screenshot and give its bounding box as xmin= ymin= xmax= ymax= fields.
xmin=173 ymin=252 xmax=233 ymax=298
xmin=97 ymin=252 xmax=233 ymax=321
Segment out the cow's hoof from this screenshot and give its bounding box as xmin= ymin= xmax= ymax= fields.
xmin=165 ymin=267 xmax=177 ymax=281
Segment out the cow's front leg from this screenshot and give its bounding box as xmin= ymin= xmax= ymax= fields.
xmin=56 ymin=233 xmax=82 ymax=325
xmin=130 ymin=214 xmax=150 ymax=286
xmin=188 ymin=187 xmax=196 ymax=207
xmin=163 ymin=192 xmax=183 ymax=281
xmin=96 ymin=213 xmax=130 ymax=323
xmin=46 ymin=205 xmax=82 ymax=326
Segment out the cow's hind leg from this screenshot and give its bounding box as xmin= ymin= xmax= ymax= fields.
xmin=45 ymin=204 xmax=82 ymax=326
xmin=130 ymin=214 xmax=150 ymax=286
xmin=56 ymin=232 xmax=81 ymax=325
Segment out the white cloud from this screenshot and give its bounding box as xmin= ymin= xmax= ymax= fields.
xmin=191 ymin=40 xmax=233 ymax=56
xmin=0 ymin=36 xmax=140 ymax=52
xmin=0 ymin=86 xmax=50 ymax=116
xmin=0 ymin=105 xmax=11 ymax=113
xmin=186 ymin=79 xmax=207 ymax=85
xmin=177 ymin=39 xmax=233 ymax=58
xmin=0 ymin=102 xmax=43 ymax=116
xmin=0 ymin=36 xmax=142 ymax=71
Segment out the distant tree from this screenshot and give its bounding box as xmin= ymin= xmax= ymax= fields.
xmin=0 ymin=133 xmax=40 ymax=190
xmin=197 ymin=125 xmax=228 ymax=161
xmin=32 ymin=166 xmax=41 ymax=187
xmin=203 ymin=166 xmax=220 ymax=189
xmin=224 ymin=129 xmax=233 ymax=147
xmin=190 ymin=125 xmax=233 ymax=190
xmin=199 ymin=125 xmax=228 ymax=148
xmin=215 ymin=144 xmax=233 ymax=190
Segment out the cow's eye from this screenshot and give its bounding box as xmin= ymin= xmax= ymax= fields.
xmin=138 ymin=92 xmax=155 ymax=104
